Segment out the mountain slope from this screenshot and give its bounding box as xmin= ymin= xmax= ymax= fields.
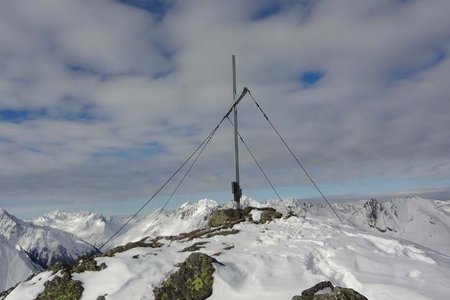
xmin=265 ymin=197 xmax=450 ymax=256
xmin=0 ymin=209 xmax=96 ymax=269
xmin=0 ymin=235 xmax=40 ymax=292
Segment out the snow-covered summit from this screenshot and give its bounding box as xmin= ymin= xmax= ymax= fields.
xmin=221 ymin=195 xmax=264 ymax=209
xmin=177 ymin=199 xmax=219 ymax=219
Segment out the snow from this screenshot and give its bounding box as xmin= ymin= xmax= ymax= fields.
xmin=0 ymin=235 xmax=39 ymax=292
xmin=3 ymin=197 xmax=450 ymax=299
xmin=0 ymin=209 xmax=95 ymax=269
xmin=249 ymin=209 xmax=262 ymax=222
xmin=32 ymin=198 xmax=219 ymax=249
xmin=5 ymin=272 xmax=54 ymax=300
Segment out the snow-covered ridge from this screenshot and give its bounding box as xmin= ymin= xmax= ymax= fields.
xmin=32 ymin=198 xmax=220 ymax=249
xmin=0 ymin=208 xmax=96 ymax=270
xmin=5 ymin=207 xmax=450 ymax=300
xmin=30 ymin=196 xmax=450 ymax=257
xmin=261 ymin=196 xmax=450 ymax=256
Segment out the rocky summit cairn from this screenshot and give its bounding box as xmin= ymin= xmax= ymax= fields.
xmin=292 ymin=281 xmax=368 ymax=300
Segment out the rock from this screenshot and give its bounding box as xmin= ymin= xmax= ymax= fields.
xmin=35 ymin=272 xmax=83 ymax=300
xmin=208 ymin=209 xmax=243 ymax=227
xmin=104 ymin=238 xmax=163 ymax=257
xmin=260 ymin=210 xmax=282 ymax=223
xmin=71 ymin=257 xmax=107 ymax=273
xmin=180 ymin=241 xmax=209 ymax=252
xmin=292 ymin=281 xmax=368 ymax=300
xmin=34 ymin=255 xmax=107 ymax=300
xmin=242 ymin=206 xmax=276 ymax=216
xmin=153 ymin=252 xmax=223 ymax=300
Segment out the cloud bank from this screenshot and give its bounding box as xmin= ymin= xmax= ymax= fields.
xmin=1 ymin=0 xmax=450 ymax=216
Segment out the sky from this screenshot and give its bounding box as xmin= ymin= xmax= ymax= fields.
xmin=1 ymin=0 xmax=450 ymax=219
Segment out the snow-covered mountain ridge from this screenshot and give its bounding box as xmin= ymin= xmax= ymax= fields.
xmin=33 ymin=196 xmax=450 ymax=256
xmin=4 ymin=200 xmax=450 ymax=300
xmin=2 ymin=196 xmax=449 ymax=299
xmin=0 ymin=208 xmax=97 ymax=292
xmin=32 ymin=198 xmax=219 ymax=249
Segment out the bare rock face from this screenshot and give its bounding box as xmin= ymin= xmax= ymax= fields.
xmin=292 ymin=281 xmax=368 ymax=300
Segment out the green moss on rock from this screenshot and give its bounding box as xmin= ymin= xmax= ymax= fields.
xmin=34 ymin=255 xmax=107 ymax=300
xmin=71 ymin=257 xmax=107 ymax=273
xmin=35 ymin=272 xmax=83 ymax=300
xmin=153 ymin=252 xmax=222 ymax=300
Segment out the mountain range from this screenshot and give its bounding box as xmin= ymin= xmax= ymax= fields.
xmin=0 ymin=208 xmax=97 ymax=292
xmin=1 ymin=196 xmax=450 ymax=299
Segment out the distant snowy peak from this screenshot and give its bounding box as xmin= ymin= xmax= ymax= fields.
xmin=0 ymin=209 xmax=20 ymax=224
xmin=0 ymin=208 xmax=96 ymax=269
xmin=36 ymin=210 xmax=141 ymax=249
xmin=176 ymin=199 xmax=218 ymax=218
xmin=221 ymin=195 xmax=264 ymax=209
xmin=33 ymin=210 xmax=110 ymax=244
xmin=35 ymin=210 xmax=106 ymax=223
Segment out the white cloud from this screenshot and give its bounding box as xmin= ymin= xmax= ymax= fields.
xmin=1 ymin=0 xmax=450 ymax=213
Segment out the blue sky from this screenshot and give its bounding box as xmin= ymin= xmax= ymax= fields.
xmin=0 ymin=0 xmax=450 ymax=219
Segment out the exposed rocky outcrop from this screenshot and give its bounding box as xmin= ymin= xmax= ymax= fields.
xmin=259 ymin=209 xmax=283 ymax=223
xmin=104 ymin=238 xmax=164 ymax=257
xmin=208 ymin=209 xmax=244 ymax=227
xmin=292 ymin=281 xmax=368 ymax=300
xmin=209 ymin=206 xmax=283 ymax=227
xmin=35 ymin=256 xmax=107 ymax=300
xmin=180 ymin=241 xmax=209 ymax=252
xmin=363 ymin=198 xmax=396 ymax=233
xmin=153 ymin=252 xmax=223 ymax=300
xmin=35 ymin=272 xmax=83 ymax=300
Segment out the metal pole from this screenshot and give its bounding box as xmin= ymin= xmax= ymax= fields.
xmin=232 ymin=55 xmax=241 ymax=208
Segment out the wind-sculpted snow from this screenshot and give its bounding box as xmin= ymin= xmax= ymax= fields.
xmin=0 ymin=209 xmax=96 ymax=270
xmin=5 ymin=215 xmax=450 ymax=300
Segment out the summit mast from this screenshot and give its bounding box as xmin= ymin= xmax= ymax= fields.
xmin=232 ymin=55 xmax=242 ymax=209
